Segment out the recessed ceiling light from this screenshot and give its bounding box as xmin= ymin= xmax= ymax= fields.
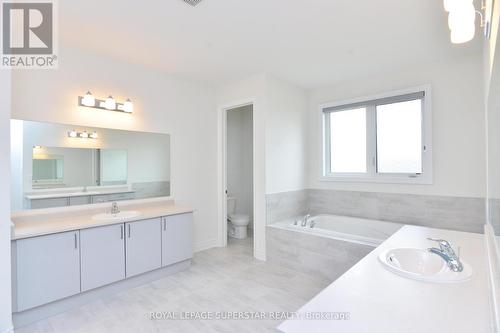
xmin=183 ymin=0 xmax=202 ymax=7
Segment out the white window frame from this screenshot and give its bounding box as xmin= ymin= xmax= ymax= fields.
xmin=320 ymin=85 xmax=433 ymax=184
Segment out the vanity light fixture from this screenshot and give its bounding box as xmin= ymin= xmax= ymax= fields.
xmin=81 ymin=91 xmax=95 ymax=107
xmin=104 ymin=96 xmax=116 ymax=110
xmin=67 ymin=130 xmax=98 ymax=139
xmin=443 ymin=0 xmax=485 ymax=44
xmin=78 ymin=92 xmax=133 ymax=114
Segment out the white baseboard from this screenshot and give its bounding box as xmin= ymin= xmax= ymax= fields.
xmin=254 ymin=249 xmax=266 ymax=261
xmin=194 ymin=238 xmax=218 ymax=252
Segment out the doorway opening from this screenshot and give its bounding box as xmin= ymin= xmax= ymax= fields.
xmin=224 ymin=104 xmax=254 ymax=254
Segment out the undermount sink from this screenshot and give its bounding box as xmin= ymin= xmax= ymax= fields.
xmin=378 ymin=248 xmax=473 ymax=283
xmin=92 ymin=210 xmax=141 ymax=222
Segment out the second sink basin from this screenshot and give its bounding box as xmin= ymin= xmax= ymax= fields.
xmin=92 ymin=210 xmax=141 ymax=222
xmin=378 ymin=248 xmax=473 ymax=283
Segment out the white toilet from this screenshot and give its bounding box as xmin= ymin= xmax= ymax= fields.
xmin=227 ymin=196 xmax=250 ymax=239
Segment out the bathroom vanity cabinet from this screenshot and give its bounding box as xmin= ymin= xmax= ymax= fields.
xmin=80 ymin=224 xmax=126 ymax=292
xmin=161 ymin=214 xmax=193 ymax=267
xmin=11 ymin=212 xmax=193 ymax=313
xmin=12 ymin=231 xmax=81 ymax=311
xmin=125 ymin=218 xmax=162 ymax=277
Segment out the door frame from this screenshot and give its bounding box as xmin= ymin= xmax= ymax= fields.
xmin=217 ymin=99 xmax=255 ymax=250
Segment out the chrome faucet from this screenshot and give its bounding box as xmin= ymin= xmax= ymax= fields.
xmin=110 ymin=202 xmax=120 ymax=215
xmin=301 ymin=214 xmax=310 ymax=227
xmin=427 ymin=238 xmax=463 ymax=272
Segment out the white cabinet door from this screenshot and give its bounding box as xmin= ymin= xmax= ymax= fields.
xmin=14 ymin=231 xmax=80 ymax=311
xmin=125 ymin=218 xmax=161 ymax=277
xmin=161 ymin=213 xmax=193 ymax=267
xmin=80 ymin=224 xmax=125 ymax=292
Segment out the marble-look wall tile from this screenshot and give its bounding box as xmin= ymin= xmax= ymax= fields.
xmin=307 ymin=189 xmax=485 ymax=233
xmin=132 ymin=181 xmax=170 ymax=200
xmin=266 ymin=189 xmax=485 ymax=233
xmin=266 ymin=226 xmax=373 ymax=281
xmin=266 ymin=190 xmax=308 ymax=224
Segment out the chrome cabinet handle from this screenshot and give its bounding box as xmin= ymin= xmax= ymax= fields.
xmin=128 ymin=224 xmax=131 ymax=238
xmin=74 ymin=233 xmax=78 ymax=249
xmin=120 ymin=225 xmax=124 ymax=239
xmin=163 ymin=218 xmax=167 ymax=231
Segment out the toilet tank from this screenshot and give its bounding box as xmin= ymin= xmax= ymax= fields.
xmin=227 ymin=196 xmax=236 ymax=215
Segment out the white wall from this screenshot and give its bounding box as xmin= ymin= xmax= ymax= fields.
xmin=217 ymin=74 xmax=267 ymax=259
xmin=265 ymin=76 xmax=308 ymax=194
xmin=217 ymin=74 xmax=309 ymax=259
xmin=227 ymin=105 xmax=253 ymax=224
xmin=0 ymin=71 xmax=13 ymax=332
xmin=307 ymin=55 xmax=486 ymax=198
xmin=11 ymin=45 xmax=218 ymax=252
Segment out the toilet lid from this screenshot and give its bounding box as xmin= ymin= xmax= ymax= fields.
xmin=229 ymin=214 xmax=250 ymax=222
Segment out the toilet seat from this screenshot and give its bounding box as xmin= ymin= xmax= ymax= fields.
xmin=228 ymin=214 xmax=250 ymax=226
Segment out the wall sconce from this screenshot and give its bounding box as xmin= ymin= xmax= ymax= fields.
xmin=78 ymin=91 xmax=133 ymax=113
xmin=68 ymin=130 xmax=98 ymax=139
xmin=443 ymin=0 xmax=486 ymax=44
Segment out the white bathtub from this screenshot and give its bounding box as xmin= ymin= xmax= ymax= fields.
xmin=270 ymin=214 xmax=404 ymax=247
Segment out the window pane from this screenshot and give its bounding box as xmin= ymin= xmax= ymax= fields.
xmin=330 ymin=108 xmax=366 ymax=173
xmin=376 ymin=99 xmax=422 ymax=174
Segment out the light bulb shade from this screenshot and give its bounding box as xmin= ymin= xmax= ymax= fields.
xmin=104 ymin=96 xmax=116 ymax=110
xmin=81 ymin=91 xmax=95 ymax=107
xmin=68 ymin=130 xmax=77 ymax=138
xmin=448 ymin=3 xmax=476 ymax=30
xmin=123 ymin=99 xmax=133 ymax=113
xmin=79 ymin=131 xmax=89 ymax=138
xmin=444 ymin=0 xmax=473 ymax=12
xmin=451 ymin=24 xmax=475 ymax=43
xmin=90 ymin=131 xmax=98 ymax=139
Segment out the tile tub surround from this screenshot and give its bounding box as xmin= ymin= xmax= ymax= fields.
xmin=266 ymin=226 xmax=373 ymax=281
xmin=266 ymin=190 xmax=308 ymax=224
xmin=266 ymin=189 xmax=486 ymax=233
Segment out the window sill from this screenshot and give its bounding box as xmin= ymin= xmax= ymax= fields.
xmin=319 ymin=175 xmax=433 ymax=185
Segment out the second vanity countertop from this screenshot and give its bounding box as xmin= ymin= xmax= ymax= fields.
xmin=277 ymin=225 xmax=491 ymax=333
xmin=25 ymin=188 xmax=136 ymax=200
xmin=11 ymin=197 xmax=193 ymax=240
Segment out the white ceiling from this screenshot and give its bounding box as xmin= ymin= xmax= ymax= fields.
xmin=59 ymin=0 xmax=482 ymax=89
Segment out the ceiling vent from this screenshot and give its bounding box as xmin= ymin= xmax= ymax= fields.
xmin=183 ymin=0 xmax=202 ymax=6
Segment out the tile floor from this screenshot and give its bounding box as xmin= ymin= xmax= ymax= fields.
xmin=15 ymin=237 xmax=331 ymax=333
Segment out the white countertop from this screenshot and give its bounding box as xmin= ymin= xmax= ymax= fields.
xmin=11 ymin=198 xmax=193 ymax=240
xmin=25 ymin=188 xmax=135 ymax=200
xmin=277 ymin=225 xmax=491 ymax=333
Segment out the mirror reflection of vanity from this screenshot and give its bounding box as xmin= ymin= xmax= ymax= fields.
xmin=11 ymin=120 xmax=170 ymax=210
